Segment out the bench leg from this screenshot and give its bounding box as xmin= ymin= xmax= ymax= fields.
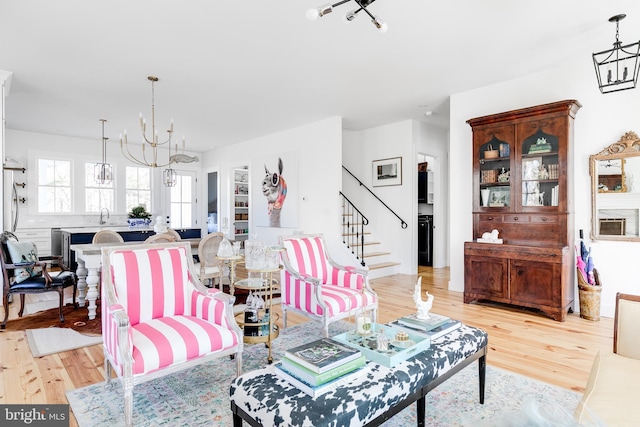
xmin=233 ymin=413 xmax=243 ymax=427
xmin=417 ymin=395 xmax=426 ymax=427
xmin=478 ymin=355 xmax=486 ymax=404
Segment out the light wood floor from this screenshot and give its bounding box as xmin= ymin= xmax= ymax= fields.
xmin=0 ymin=267 xmax=613 ymax=426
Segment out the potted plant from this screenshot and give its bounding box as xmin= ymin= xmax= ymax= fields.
xmin=127 ymin=205 xmax=152 ymax=228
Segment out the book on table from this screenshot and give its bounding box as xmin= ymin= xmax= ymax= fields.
xmin=280 ymin=354 xmax=366 ymax=386
xmin=284 ymin=337 xmax=362 ymax=374
xmin=273 ymin=362 xmax=370 ymax=398
xmin=388 ymin=319 xmax=462 ymax=341
xmin=397 ymin=312 xmax=450 ymax=331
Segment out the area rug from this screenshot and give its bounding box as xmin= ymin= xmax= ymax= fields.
xmin=1 ymin=304 xmax=101 ymax=336
xmin=26 ymin=327 xmax=103 ymax=357
xmin=66 ymin=321 xmax=581 ymax=427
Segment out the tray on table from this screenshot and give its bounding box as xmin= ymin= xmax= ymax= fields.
xmin=332 ymin=324 xmax=430 ymax=368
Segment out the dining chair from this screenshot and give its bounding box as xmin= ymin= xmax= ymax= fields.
xmin=197 ymin=232 xmax=225 ymax=289
xmin=1 ymin=231 xmax=77 ymax=328
xmin=166 ymin=228 xmax=181 ymax=241
xmin=92 ymin=230 xmax=125 ymax=244
xmin=144 ymin=233 xmax=176 ymax=244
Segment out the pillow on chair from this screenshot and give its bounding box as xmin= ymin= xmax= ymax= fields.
xmin=6 ymin=240 xmax=42 ymax=283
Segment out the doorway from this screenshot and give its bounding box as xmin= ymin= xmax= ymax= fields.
xmin=207 ymin=171 xmax=218 ymax=234
xmin=418 ymin=154 xmax=435 ymax=267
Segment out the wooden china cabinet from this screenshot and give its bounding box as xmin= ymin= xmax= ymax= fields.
xmin=464 ymin=100 xmax=581 ymax=321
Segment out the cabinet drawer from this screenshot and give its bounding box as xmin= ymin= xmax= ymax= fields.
xmin=529 ymin=215 xmax=558 ymax=224
xmin=503 ymin=215 xmax=529 ymax=223
xmin=15 ymin=228 xmax=51 ymax=240
xmin=478 ymin=214 xmax=503 ymax=223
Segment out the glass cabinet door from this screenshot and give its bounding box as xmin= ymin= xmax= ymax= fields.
xmin=479 ymin=136 xmax=511 ymax=208
xmin=520 ymin=129 xmax=560 ymax=208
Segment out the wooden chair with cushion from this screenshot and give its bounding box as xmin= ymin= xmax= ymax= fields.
xmin=196 ymin=232 xmax=225 ymax=289
xmin=165 ymin=228 xmax=181 ymax=241
xmin=101 ymin=242 xmax=242 ymax=427
xmin=279 ymin=233 xmax=378 ymax=337
xmin=0 ymin=231 xmax=77 ymax=329
xmin=92 ymin=229 xmax=125 ymax=244
xmin=143 ymin=233 xmax=176 ymax=244
xmin=574 ymin=292 xmax=640 ymax=426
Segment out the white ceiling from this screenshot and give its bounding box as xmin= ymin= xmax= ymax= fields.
xmin=1 ymin=1 xmax=639 ymax=154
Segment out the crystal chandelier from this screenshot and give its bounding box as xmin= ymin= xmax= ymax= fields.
xmin=307 ymin=0 xmax=387 ymax=32
xmin=95 ymin=119 xmax=113 ymax=185
xmin=593 ymin=14 xmax=640 ymax=94
xmin=120 ymin=76 xmax=185 ymax=187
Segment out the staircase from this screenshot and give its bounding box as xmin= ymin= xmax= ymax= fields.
xmin=341 ymin=214 xmax=401 ymax=279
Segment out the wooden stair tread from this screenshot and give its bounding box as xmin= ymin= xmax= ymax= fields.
xmin=363 ymin=251 xmax=390 ymax=258
xmin=368 ymin=261 xmax=401 ymax=270
xmin=348 ymin=241 xmax=380 ymax=247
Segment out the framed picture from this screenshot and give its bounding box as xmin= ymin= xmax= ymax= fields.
xmin=372 ymin=157 xmax=402 ymax=187
xmin=522 ymin=157 xmax=542 ymax=180
xmin=488 ymin=187 xmax=510 ymax=207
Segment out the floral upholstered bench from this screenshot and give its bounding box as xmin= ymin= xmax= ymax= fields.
xmin=230 ymin=324 xmax=488 ymax=427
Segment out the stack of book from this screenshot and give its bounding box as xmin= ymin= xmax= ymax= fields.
xmin=389 ymin=312 xmax=462 ymax=341
xmin=274 ymin=338 xmax=368 ymax=397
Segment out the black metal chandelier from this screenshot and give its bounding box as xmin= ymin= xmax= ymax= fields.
xmin=592 ymin=14 xmax=640 ymax=94
xmin=306 ymin=0 xmax=387 ymax=32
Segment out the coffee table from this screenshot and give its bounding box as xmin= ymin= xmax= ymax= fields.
xmin=230 ymin=323 xmax=488 ymax=427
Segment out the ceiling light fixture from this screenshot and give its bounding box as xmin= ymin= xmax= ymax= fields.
xmin=593 ymin=14 xmax=640 ymax=94
xmin=307 ymin=0 xmax=387 ymax=33
xmin=120 ymin=76 xmax=185 ymax=187
xmin=95 ymin=119 xmax=113 ymax=185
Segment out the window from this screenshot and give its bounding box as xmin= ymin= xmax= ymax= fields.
xmin=85 ymin=163 xmax=114 ymax=212
xmin=125 ymin=167 xmax=151 ymax=212
xmin=38 ymin=159 xmax=71 ymax=213
xmin=169 ymin=171 xmax=196 ymax=228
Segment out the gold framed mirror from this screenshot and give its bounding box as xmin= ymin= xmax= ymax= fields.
xmin=590 ymin=131 xmax=640 ymax=241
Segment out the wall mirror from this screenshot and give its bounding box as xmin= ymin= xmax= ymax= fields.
xmin=590 ymin=131 xmax=640 ymax=241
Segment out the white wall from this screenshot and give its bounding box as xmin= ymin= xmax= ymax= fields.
xmin=449 ymin=50 xmax=640 ymax=318
xmin=342 ymin=120 xmax=416 ymax=274
xmin=201 ymin=117 xmax=345 ymax=254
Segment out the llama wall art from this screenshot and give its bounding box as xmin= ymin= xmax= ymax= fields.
xmin=262 ymin=157 xmax=287 ymax=227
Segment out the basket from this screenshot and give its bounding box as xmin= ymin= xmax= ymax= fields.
xmin=484 ymin=144 xmax=499 ymax=159
xmin=577 ymin=268 xmax=601 ymax=321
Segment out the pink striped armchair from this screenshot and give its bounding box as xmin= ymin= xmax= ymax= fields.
xmin=101 ymin=242 xmax=242 ymax=427
xmin=279 ymin=234 xmax=378 ymax=337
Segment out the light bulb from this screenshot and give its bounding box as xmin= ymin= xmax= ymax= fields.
xmin=344 ymin=9 xmax=358 ymax=22
xmin=306 ymin=8 xmax=320 ymax=20
xmin=372 ymin=16 xmax=388 ymax=33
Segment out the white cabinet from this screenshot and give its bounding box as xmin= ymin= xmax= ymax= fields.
xmin=233 ymin=167 xmax=249 ymax=243
xmin=14 ymin=227 xmax=51 ymax=257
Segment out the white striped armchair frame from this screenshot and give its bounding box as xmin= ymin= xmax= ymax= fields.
xmin=278 ymin=234 xmax=378 ymax=338
xmin=101 ymin=242 xmax=243 ymax=427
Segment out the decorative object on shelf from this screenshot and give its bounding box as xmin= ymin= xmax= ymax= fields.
xmin=497 ymin=168 xmax=510 ymax=182
xmin=94 ymin=119 xmax=113 ymax=185
xmin=592 ymin=14 xmax=640 ymax=94
xmin=484 ymin=144 xmax=499 ymax=159
xmin=372 ymin=157 xmax=402 ymax=187
xmin=477 ymin=229 xmax=503 ymax=244
xmin=499 ymin=143 xmax=510 ymax=158
xmin=412 ymin=277 xmax=433 ymax=320
xmin=481 ymin=188 xmax=491 ymax=207
xmin=127 ymin=205 xmax=152 ymax=228
xmin=119 ymin=76 xmax=186 ymax=187
xmin=306 ymin=0 xmax=387 ymax=32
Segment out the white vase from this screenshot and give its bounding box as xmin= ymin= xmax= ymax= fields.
xmin=481 ymin=189 xmax=491 ymax=207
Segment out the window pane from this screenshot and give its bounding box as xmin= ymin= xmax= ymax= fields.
xmin=38 ymin=158 xmax=71 ymax=213
xmin=126 ymin=166 xmax=151 ymax=212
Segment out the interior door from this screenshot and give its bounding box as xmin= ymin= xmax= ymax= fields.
xmin=167 ymin=169 xmax=197 ymax=229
